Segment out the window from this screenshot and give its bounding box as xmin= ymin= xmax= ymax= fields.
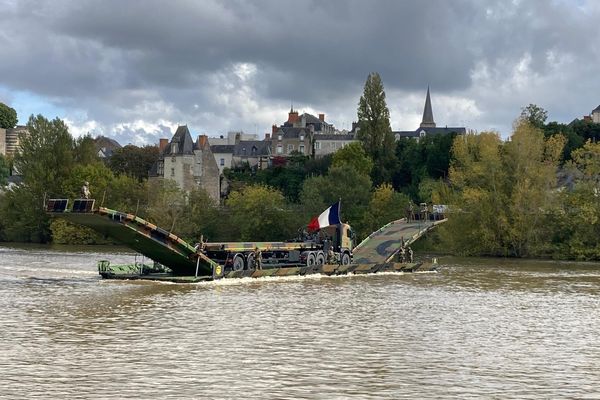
xmin=242 ymin=147 xmax=246 ymax=155
xmin=251 ymin=146 xmax=257 ymax=155
xmin=287 ymin=144 xmax=294 ymax=153
xmin=157 ymin=161 xmax=164 ymax=175
xmin=171 ymin=168 xmax=175 ymax=177
xmin=299 ymin=145 xmax=305 ymax=154
xmin=315 ymin=142 xmax=321 ymax=150
xmin=278 ymin=134 xmax=282 ymax=141
xmin=220 ymin=158 xmax=225 ymax=166
xmin=277 ymin=145 xmax=283 ymax=154
xmin=300 ymin=134 xmax=304 ymax=141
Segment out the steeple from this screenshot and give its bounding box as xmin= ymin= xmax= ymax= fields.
xmin=420 ymin=86 xmax=436 ymax=128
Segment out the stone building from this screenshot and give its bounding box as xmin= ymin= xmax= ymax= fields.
xmin=393 ymin=87 xmax=466 ymax=140
xmin=149 ymin=125 xmax=221 ymax=202
xmin=313 ymin=133 xmax=357 ymax=157
xmin=0 ymin=126 xmax=28 ymax=157
xmin=592 ymin=105 xmax=600 ymax=123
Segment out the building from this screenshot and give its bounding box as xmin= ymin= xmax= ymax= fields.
xmin=232 ymin=140 xmax=271 ymax=169
xmin=210 ymin=144 xmax=235 ymax=174
xmin=393 ymin=87 xmax=466 ymax=141
xmin=592 ymin=105 xmax=600 ymax=123
xmin=149 ymin=125 xmax=221 ymax=202
xmin=313 ymin=133 xmax=357 ymax=157
xmin=0 ymin=128 xmax=5 ymax=156
xmin=209 ymin=131 xmax=259 ymax=146
xmin=0 ymin=126 xmax=28 ymax=157
xmin=269 ymin=108 xmax=354 ymax=157
xmin=94 ymin=135 xmax=121 ymax=159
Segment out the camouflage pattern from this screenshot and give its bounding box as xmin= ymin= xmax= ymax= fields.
xmin=352 ymin=218 xmax=446 ymax=264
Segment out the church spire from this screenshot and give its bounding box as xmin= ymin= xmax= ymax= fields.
xmin=420 ymin=86 xmax=436 ymax=128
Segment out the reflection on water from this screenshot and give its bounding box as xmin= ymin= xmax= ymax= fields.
xmin=1 ymin=244 xmax=600 ymax=399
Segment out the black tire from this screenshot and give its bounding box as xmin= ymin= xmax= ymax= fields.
xmin=232 ymin=254 xmax=245 ymax=271
xmin=246 ymin=253 xmax=256 ymax=270
xmin=307 ymin=252 xmax=316 ymax=266
xmin=315 ymin=252 xmax=325 ymax=265
xmin=341 ymin=252 xmax=351 ymax=265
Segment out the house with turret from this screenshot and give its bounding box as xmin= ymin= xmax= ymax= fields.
xmin=149 ymin=125 xmax=221 ymax=202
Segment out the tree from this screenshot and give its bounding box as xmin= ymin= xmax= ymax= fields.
xmin=362 ymin=184 xmax=411 ymax=234
xmin=0 ymin=154 xmax=9 ymax=186
xmin=357 ymin=72 xmax=396 ymax=185
xmin=0 ymin=102 xmax=17 ymax=129
xmin=331 ymin=141 xmax=373 ymax=177
xmin=108 ymin=144 xmax=159 ymax=182
xmin=15 ymin=115 xmax=74 ymax=197
xmin=226 ymin=184 xmax=296 ymax=241
xmin=520 ymin=104 xmax=548 ymax=129
xmin=300 ymin=164 xmax=372 ymax=236
xmin=74 ymin=134 xmax=100 ymax=165
xmin=438 ymin=122 xmax=565 ymax=257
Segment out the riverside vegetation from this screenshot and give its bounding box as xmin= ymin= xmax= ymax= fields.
xmin=0 ymin=75 xmax=598 ymax=260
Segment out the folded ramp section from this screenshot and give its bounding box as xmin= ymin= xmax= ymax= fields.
xmin=46 ymin=199 xmax=215 ymax=276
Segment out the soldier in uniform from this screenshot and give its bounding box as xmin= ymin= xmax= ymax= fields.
xmin=399 ymin=246 xmax=406 ymax=263
xmin=81 ymin=181 xmax=91 ymax=199
xmin=254 ymin=247 xmax=262 ymax=270
xmin=408 ymin=246 xmax=414 ymax=263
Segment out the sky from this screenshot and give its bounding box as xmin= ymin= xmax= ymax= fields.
xmin=1 ymin=0 xmax=599 ymax=145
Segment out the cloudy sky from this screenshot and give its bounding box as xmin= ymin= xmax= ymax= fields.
xmin=1 ymin=0 xmax=599 ymax=145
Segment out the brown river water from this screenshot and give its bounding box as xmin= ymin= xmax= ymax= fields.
xmin=1 ymin=243 xmax=600 ymax=399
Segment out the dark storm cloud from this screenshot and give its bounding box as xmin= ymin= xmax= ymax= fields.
xmin=0 ymin=0 xmax=599 ymax=141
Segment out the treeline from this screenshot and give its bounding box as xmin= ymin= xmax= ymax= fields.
xmin=431 ymin=121 xmax=600 ymax=260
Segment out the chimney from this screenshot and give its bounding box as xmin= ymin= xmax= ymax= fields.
xmin=197 ymin=135 xmax=208 ymax=148
xmin=319 ymin=113 xmax=325 ymax=121
xmin=288 ymin=110 xmax=299 ymax=124
xmin=272 ymin=124 xmax=278 ymax=134
xmin=265 ymin=133 xmax=271 ymax=140
xmin=159 ymin=138 xmax=168 ymax=152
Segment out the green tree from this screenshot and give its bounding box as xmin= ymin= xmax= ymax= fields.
xmin=362 ymin=184 xmax=411 ymax=234
xmin=15 ymin=115 xmax=74 ymax=197
xmin=331 ymin=141 xmax=373 ymax=176
xmin=438 ymin=122 xmax=565 ymax=257
xmin=357 ymin=72 xmax=396 ymax=185
xmin=300 ymin=164 xmax=372 ymax=236
xmin=520 ymin=103 xmax=548 ymax=129
xmin=226 ymin=184 xmax=295 ymax=241
xmin=74 ymin=134 xmax=100 ymax=165
xmin=0 ymin=102 xmax=17 ymax=129
xmin=108 ymin=144 xmax=159 ymax=182
xmin=0 ymin=154 xmax=9 ymax=186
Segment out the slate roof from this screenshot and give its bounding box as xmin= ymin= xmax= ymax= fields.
xmin=314 ymin=133 xmax=356 ymax=141
xmin=421 ymin=87 xmax=435 ymax=128
xmin=233 ymin=140 xmax=271 ymax=157
xmin=163 ymin=126 xmax=195 ymax=155
xmin=593 ymin=105 xmax=600 ymax=113
xmin=210 ymin=144 xmax=235 ymax=154
xmin=276 ymin=126 xmax=311 ymax=139
xmin=301 ymin=113 xmax=323 ymax=124
xmin=394 ymin=127 xmax=466 ymax=139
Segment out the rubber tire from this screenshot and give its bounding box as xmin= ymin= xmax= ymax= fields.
xmin=341 ymin=252 xmax=351 ymax=265
xmin=232 ymin=254 xmax=245 ymax=271
xmin=307 ymin=252 xmax=316 ymax=266
xmin=315 ymin=252 xmax=325 ymax=266
xmin=246 ymin=253 xmax=256 ymax=270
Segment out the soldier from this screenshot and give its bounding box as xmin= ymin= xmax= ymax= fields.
xmin=399 ymin=246 xmax=406 ymax=263
xmin=408 ymin=247 xmax=414 ymax=263
xmin=254 ymin=247 xmax=262 ymax=270
xmin=81 ymin=181 xmax=91 ymax=199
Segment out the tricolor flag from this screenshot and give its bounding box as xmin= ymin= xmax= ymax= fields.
xmin=307 ymin=201 xmax=341 ymax=232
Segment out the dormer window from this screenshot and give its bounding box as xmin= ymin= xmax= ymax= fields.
xmin=420 ymin=130 xmax=426 ymax=138
xmin=300 ymin=134 xmax=304 ymax=141
xmin=252 ymin=146 xmax=257 ymax=155
xmin=278 ymin=134 xmax=282 ymax=141
xmin=171 ymin=143 xmax=178 ymax=154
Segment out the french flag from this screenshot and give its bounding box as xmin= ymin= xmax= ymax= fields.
xmin=307 ymin=201 xmax=341 ymax=232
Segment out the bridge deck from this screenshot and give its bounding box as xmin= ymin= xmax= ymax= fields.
xmin=47 ymin=199 xmax=444 ymax=275
xmin=352 ymin=219 xmax=445 ymax=264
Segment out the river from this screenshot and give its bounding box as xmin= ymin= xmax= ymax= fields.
xmin=1 ymin=244 xmax=600 ymax=399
